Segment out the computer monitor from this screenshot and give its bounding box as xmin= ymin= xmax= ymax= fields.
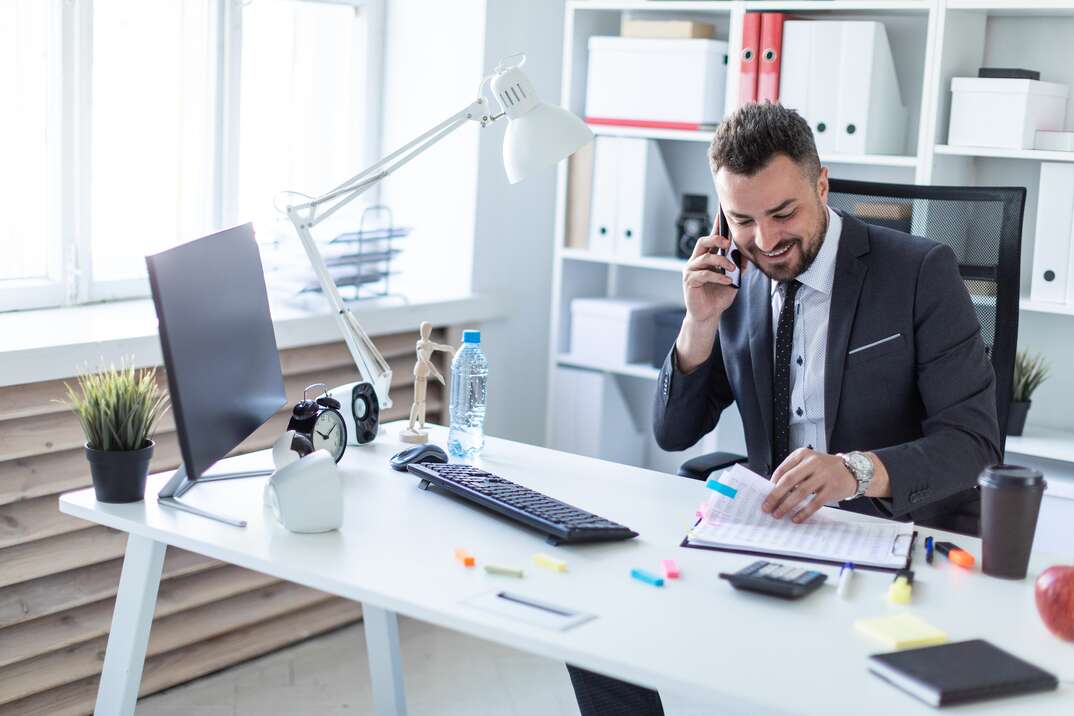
xmin=147 ymin=223 xmax=287 ymax=526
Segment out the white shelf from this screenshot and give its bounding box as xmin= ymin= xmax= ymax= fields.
xmin=557 ymin=353 xmax=661 ymax=380
xmin=744 ymin=0 xmax=931 ymax=11
xmin=947 ymin=0 xmax=1074 ymax=16
xmin=560 ymin=248 xmax=686 ymax=272
xmin=934 ymin=144 xmax=1074 ymax=162
xmin=567 ymin=0 xmax=732 ymax=11
xmin=1019 ymin=298 xmax=1074 ymax=316
xmin=1006 ymin=425 xmax=1074 ymax=464
xmin=588 ymin=125 xmax=919 ymax=167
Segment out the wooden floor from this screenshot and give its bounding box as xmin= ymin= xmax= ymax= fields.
xmin=137 ymin=616 xmax=716 ymax=716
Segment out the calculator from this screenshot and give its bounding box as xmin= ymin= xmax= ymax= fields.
xmin=718 ymin=560 xmax=827 ymax=599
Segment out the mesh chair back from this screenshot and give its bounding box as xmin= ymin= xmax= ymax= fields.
xmin=827 ymin=179 xmax=1025 ymax=452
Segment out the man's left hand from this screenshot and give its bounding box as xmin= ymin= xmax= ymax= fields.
xmin=762 ymin=448 xmax=857 ymax=523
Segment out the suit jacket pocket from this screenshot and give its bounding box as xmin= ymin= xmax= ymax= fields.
xmin=847 ymin=332 xmax=905 ymax=367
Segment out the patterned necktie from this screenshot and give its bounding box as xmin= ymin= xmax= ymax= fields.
xmin=772 ymin=279 xmax=801 ymax=472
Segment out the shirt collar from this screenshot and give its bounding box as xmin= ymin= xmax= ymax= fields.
xmin=770 ymin=206 xmax=842 ymax=297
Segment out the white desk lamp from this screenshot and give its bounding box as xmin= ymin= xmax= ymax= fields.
xmin=285 ymin=54 xmax=592 ymax=443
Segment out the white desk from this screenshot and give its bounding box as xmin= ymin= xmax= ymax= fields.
xmin=60 ymin=422 xmax=1074 ymax=715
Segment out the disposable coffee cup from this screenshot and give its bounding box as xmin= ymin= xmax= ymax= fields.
xmin=977 ymin=464 xmax=1046 ymax=579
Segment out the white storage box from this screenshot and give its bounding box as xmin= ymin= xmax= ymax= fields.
xmin=585 ymin=37 xmax=728 ymax=129
xmin=550 ymin=367 xmax=644 ymax=466
xmin=569 ymin=298 xmax=672 ymax=365
xmin=949 ymin=77 xmax=1068 ymax=149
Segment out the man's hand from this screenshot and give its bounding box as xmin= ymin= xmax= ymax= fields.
xmin=761 ymin=448 xmax=858 ymax=523
xmin=682 ymin=231 xmax=739 ymax=324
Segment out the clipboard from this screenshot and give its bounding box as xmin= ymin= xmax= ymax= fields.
xmin=680 ymin=528 xmax=917 ymax=574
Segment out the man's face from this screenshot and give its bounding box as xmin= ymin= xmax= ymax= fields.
xmin=715 ymin=154 xmax=829 ymax=282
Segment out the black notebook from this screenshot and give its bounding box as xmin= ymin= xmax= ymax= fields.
xmin=868 ymin=639 xmax=1058 ymax=707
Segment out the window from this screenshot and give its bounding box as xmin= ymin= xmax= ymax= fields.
xmin=0 ymin=0 xmax=383 ymax=312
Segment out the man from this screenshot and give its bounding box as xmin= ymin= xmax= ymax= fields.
xmin=566 ymin=103 xmax=1000 ymax=715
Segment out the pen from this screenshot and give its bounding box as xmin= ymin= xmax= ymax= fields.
xmin=925 ymin=536 xmax=934 ymax=564
xmin=934 ymin=541 xmax=975 ymax=569
xmin=837 ymin=562 xmax=855 ymax=599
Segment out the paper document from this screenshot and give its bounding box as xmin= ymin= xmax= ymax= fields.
xmin=686 ymin=465 xmax=914 ymax=570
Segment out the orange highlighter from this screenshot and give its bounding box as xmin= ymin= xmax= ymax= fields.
xmin=934 ymin=541 xmax=975 ymax=569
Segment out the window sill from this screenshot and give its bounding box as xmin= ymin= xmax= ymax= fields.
xmin=0 ymin=289 xmax=506 ymax=388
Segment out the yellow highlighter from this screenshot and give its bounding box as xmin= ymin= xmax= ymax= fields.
xmin=888 ymin=569 xmax=914 ymax=604
xmin=532 ymin=552 xmax=568 ymax=573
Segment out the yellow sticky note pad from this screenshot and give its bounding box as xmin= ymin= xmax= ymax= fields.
xmin=854 ymin=613 xmax=948 ymax=650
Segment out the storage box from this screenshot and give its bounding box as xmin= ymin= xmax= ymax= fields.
xmin=620 ymin=19 xmax=715 ymax=39
xmin=585 ymin=37 xmax=728 ymax=129
xmin=949 ymin=77 xmax=1068 ymax=149
xmin=550 ymin=367 xmax=644 ymax=465
xmin=650 ymin=308 xmax=687 ymax=369
xmin=569 ymin=298 xmax=671 ymax=365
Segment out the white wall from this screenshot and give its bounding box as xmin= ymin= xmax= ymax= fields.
xmin=379 ymin=0 xmax=486 ymax=299
xmin=471 ymin=0 xmax=567 ymax=444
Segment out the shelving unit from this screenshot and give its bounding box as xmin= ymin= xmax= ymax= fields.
xmin=546 ymin=0 xmax=1074 ymax=474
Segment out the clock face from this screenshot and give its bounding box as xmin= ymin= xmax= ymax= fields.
xmin=312 ymin=410 xmax=346 ymax=462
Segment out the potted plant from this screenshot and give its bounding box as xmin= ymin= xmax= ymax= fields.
xmin=1009 ymin=350 xmax=1049 ymax=437
xmin=65 ymin=361 xmax=169 ymax=503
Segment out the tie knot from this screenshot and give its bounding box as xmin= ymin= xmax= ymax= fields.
xmin=781 ymin=279 xmax=801 ymax=299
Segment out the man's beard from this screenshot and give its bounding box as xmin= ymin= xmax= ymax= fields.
xmin=752 ymin=203 xmax=828 ymax=282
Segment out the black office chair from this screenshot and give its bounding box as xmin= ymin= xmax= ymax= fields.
xmin=677 ymin=178 xmax=1026 ymax=481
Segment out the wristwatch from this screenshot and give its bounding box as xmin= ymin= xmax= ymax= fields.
xmin=840 ymin=451 xmax=874 ymax=500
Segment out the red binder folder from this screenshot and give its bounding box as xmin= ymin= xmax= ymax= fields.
xmin=758 ymin=13 xmax=785 ymax=103
xmin=738 ymin=13 xmax=761 ymax=106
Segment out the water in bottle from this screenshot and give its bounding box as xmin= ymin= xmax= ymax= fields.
xmin=448 ymin=330 xmax=488 ymax=459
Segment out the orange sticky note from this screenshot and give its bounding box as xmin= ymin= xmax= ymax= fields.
xmin=454 ymin=548 xmax=475 ymax=567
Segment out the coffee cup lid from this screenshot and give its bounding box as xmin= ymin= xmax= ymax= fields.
xmin=978 ymin=464 xmax=1046 ymax=489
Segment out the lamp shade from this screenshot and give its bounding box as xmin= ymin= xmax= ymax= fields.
xmin=490 ymin=60 xmax=593 ymax=184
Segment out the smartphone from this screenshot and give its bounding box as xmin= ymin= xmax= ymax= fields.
xmin=713 ymin=204 xmax=742 ymax=289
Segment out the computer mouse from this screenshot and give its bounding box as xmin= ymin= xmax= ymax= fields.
xmin=390 ymin=443 xmax=448 ymax=472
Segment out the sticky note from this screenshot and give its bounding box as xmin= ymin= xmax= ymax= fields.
xmin=533 ymin=553 xmax=567 ymax=573
xmin=454 ymin=548 xmax=475 ymax=567
xmin=661 ymin=559 xmax=680 ymax=579
xmin=631 ymin=568 xmax=665 ymax=587
xmin=854 ymin=613 xmax=948 ymax=649
xmin=705 ymin=478 xmax=737 ymax=498
xmin=484 ymin=564 xmax=524 ymax=578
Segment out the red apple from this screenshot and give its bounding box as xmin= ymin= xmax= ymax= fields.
xmin=1035 ymin=565 xmax=1074 ymax=641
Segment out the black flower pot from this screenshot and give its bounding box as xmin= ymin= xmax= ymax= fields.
xmin=1007 ymin=401 xmax=1031 ymax=437
xmin=85 ymin=441 xmax=154 ymax=503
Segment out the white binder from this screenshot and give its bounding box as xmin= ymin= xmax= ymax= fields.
xmin=807 ymin=22 xmax=842 ymax=155
xmin=1031 ymin=162 xmax=1074 ymax=304
xmin=835 ymin=22 xmax=907 ymax=155
xmin=588 ymin=137 xmax=677 ymax=260
xmin=779 ymin=21 xmax=813 ymax=120
xmin=587 ymin=136 xmax=620 ymax=257
xmin=615 ymin=138 xmax=677 ymax=259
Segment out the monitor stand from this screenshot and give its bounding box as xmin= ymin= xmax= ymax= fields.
xmin=157 ymin=463 xmax=272 ymax=528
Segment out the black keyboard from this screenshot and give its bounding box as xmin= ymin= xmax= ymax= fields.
xmin=406 ymin=462 xmax=638 ymax=545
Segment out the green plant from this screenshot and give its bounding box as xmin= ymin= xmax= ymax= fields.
xmin=1013 ymin=350 xmax=1050 ymax=403
xmin=65 ymin=361 xmax=169 ymax=451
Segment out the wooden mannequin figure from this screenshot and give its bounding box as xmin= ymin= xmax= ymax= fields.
xmin=400 ymin=322 xmax=455 ymax=444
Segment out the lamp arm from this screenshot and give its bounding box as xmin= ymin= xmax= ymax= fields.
xmin=285 ymin=97 xmax=496 ymax=411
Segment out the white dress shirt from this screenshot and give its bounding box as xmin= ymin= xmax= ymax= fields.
xmin=770 ymin=207 xmax=842 ymax=456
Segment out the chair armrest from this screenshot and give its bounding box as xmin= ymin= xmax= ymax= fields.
xmin=677 ymin=452 xmax=748 ymax=481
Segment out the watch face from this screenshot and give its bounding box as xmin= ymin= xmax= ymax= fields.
xmin=312 ymin=410 xmax=346 ymax=462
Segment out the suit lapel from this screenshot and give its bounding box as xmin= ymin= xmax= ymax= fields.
xmin=746 ymin=266 xmax=774 ymax=467
xmin=825 ymin=213 xmax=870 ymax=447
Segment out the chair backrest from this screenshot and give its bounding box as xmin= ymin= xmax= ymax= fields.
xmin=826 ymin=179 xmax=1026 ymax=454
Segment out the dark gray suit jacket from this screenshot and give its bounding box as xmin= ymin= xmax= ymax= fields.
xmin=653 ymin=211 xmax=1000 ymax=533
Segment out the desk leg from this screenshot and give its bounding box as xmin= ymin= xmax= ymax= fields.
xmin=362 ymin=603 xmax=407 ymax=716
xmin=95 ymin=534 xmax=166 ymax=716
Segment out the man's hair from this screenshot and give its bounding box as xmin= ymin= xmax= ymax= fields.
xmin=709 ymin=103 xmax=821 ymax=182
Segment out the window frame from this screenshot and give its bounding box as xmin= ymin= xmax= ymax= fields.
xmin=0 ymin=0 xmax=385 ymax=312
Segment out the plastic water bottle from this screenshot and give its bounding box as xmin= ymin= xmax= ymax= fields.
xmin=448 ymin=330 xmax=488 ymax=459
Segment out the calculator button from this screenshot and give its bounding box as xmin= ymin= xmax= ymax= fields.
xmin=794 ymin=574 xmax=816 ymax=585
xmin=785 ymin=568 xmax=805 ymax=580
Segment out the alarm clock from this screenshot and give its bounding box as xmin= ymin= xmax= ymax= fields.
xmin=287 ymin=384 xmax=347 ymax=462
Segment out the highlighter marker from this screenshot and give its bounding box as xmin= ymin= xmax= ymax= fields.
xmin=837 ymin=562 xmax=855 ymax=599
xmin=925 ymin=536 xmax=934 ymax=564
xmin=888 ymin=569 xmax=914 ymax=604
xmin=934 ymin=541 xmax=975 ymax=569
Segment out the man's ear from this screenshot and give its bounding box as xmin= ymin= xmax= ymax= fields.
xmin=816 ymin=166 xmax=829 ymax=203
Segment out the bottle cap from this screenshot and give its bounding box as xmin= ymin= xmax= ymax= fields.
xmin=462 ymin=330 xmax=481 ymax=344
xmin=977 ymin=464 xmax=1045 ymax=490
